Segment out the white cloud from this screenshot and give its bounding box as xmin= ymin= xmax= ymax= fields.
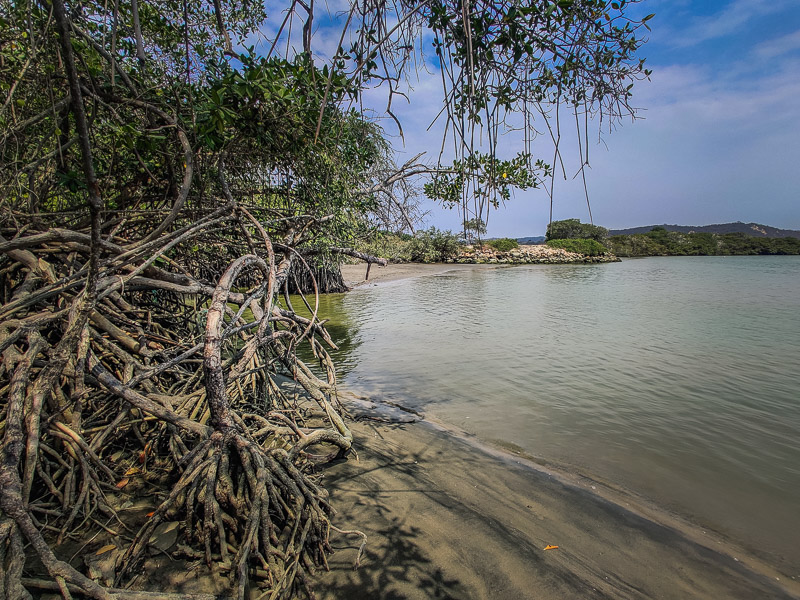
xmin=616 ymin=58 xmax=800 ymax=138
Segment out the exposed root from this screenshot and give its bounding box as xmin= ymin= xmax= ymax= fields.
xmin=0 ymin=205 xmax=365 ymax=599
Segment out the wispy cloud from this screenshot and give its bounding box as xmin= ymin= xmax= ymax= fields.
xmin=754 ymin=28 xmax=800 ymax=59
xmin=632 ymin=61 xmax=800 ymax=127
xmin=670 ymin=0 xmax=791 ymax=47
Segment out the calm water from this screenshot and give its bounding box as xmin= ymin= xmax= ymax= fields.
xmin=306 ymin=257 xmax=800 ymax=571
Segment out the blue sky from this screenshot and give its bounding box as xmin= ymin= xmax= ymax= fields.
xmin=378 ymin=0 xmax=800 ymax=236
xmin=254 ymin=0 xmax=800 ymax=236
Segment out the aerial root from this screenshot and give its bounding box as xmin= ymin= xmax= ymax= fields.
xmin=329 ymin=525 xmax=368 ymax=570
xmin=114 ymin=426 xmax=335 ymax=599
xmin=1 ymin=206 xmax=367 ymax=599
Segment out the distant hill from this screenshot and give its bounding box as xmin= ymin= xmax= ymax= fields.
xmin=609 ymin=222 xmax=800 ymax=239
xmin=516 ymin=235 xmax=545 ymax=244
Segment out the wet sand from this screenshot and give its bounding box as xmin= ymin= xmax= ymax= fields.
xmin=317 ymin=404 xmax=799 ymax=599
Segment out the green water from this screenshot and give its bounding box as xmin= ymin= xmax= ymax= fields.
xmin=308 ymin=257 xmax=800 ymax=573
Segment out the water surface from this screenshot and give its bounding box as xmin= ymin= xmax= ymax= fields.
xmin=306 ymin=257 xmax=800 ymax=571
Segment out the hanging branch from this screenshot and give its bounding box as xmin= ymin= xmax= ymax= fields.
xmin=130 ymin=0 xmax=147 ymax=65
xmin=212 ymin=0 xmax=238 ymax=58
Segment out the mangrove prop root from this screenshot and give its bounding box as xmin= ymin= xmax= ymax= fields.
xmin=0 ymin=205 xmax=367 ymax=599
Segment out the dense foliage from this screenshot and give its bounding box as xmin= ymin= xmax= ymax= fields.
xmin=546 ymin=238 xmax=609 ymax=255
xmin=0 ymin=22 xmax=391 ymax=254
xmin=607 ymin=229 xmax=800 ymax=256
xmin=408 ymin=227 xmax=462 ymax=263
xmin=487 ymin=238 xmax=520 ymax=252
xmin=545 ymin=218 xmax=609 ymax=243
xmin=353 ymin=231 xmax=416 ymax=262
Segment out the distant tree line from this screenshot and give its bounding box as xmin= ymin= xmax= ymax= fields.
xmin=543 ymin=220 xmax=800 ymax=257
xmin=607 ymin=227 xmax=800 ymax=256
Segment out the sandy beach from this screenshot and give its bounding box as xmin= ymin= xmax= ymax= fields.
xmin=316 ymin=262 xmax=800 ymax=599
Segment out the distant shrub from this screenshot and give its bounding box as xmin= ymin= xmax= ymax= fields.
xmin=487 ymin=238 xmax=519 ymax=252
xmin=605 ymin=231 xmax=800 ymax=257
xmin=354 ymin=231 xmax=413 ymax=262
xmin=546 ymin=238 xmax=608 ymax=256
xmin=463 ymin=217 xmax=487 ymax=243
xmin=545 ymin=218 xmax=609 ymax=243
xmin=408 ymin=227 xmax=461 ymax=263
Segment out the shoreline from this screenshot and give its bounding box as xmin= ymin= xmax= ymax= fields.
xmin=321 ymin=262 xmax=799 ymax=598
xmin=317 ymin=397 xmax=799 ymax=599
xmin=340 ymin=258 xmax=620 ymax=290
xmin=340 ymin=262 xmax=498 ymax=288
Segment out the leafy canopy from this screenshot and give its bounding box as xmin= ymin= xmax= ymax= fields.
xmin=1 ymin=0 xmax=651 ymax=247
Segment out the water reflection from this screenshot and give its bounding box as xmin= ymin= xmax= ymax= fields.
xmin=288 ymin=292 xmax=362 ymax=379
xmin=538 ymin=262 xmax=611 ymax=283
